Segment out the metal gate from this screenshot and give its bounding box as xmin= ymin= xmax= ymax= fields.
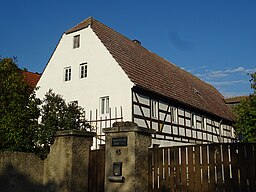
xmin=88 ymin=147 xmax=105 ymax=192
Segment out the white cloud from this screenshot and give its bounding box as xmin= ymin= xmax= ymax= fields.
xmin=194 ymin=66 xmax=256 ymax=79
xmin=208 ymin=80 xmax=248 ymax=86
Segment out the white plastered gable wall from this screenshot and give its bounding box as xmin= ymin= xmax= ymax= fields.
xmin=36 ymin=25 xmax=134 ymax=127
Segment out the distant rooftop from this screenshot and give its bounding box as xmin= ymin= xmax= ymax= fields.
xmin=22 ymin=71 xmax=41 ymax=88
xmin=225 ymin=96 xmax=249 ymax=104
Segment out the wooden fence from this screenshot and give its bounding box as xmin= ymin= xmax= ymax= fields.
xmin=148 ymin=143 xmax=256 ymax=192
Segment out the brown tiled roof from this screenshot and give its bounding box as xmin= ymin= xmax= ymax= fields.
xmin=22 ymin=71 xmax=41 ymax=88
xmin=66 ymin=17 xmax=235 ymax=121
xmin=225 ymin=96 xmax=249 ymax=104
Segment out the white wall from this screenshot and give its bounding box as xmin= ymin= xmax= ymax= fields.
xmin=36 ymin=26 xmax=134 ymax=122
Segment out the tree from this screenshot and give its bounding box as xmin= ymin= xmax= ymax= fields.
xmin=36 ymin=90 xmax=90 ymax=158
xmin=0 ymin=57 xmax=41 ymax=152
xmin=0 ymin=57 xmax=90 ymax=158
xmin=234 ymin=72 xmax=256 ymax=142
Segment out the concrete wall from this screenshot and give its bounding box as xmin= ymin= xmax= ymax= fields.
xmin=0 ymin=151 xmax=45 ymax=192
xmin=0 ymin=130 xmax=95 ymax=192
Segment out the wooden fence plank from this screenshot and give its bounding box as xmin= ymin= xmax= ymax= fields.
xmin=181 ymin=147 xmax=187 ymax=191
xmin=148 ymin=149 xmax=153 ymax=192
xmin=163 ymin=148 xmax=170 ymax=191
xmin=188 ymin=146 xmax=195 ymax=192
xmin=222 ymin=144 xmax=231 ymax=192
xmin=208 ymin=145 xmax=216 ymax=192
xmin=153 ymin=148 xmax=159 ymax=191
xmin=202 ymin=145 xmax=209 ymax=192
xmin=170 ymin=148 xmax=175 ymax=192
xmin=174 ymin=148 xmax=181 ymax=192
xmin=194 ymin=145 xmax=202 ymax=192
xmin=230 ymin=144 xmax=239 ymax=191
xmin=215 ymin=144 xmax=224 ymax=191
xmin=158 ymin=148 xmax=164 ymax=191
xmin=246 ymin=144 xmax=255 ymax=192
xmin=239 ymin=144 xmax=247 ymax=192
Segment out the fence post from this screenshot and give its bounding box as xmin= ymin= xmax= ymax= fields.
xmin=44 ymin=130 xmax=96 ymax=192
xmin=103 ymin=122 xmax=155 ymax=192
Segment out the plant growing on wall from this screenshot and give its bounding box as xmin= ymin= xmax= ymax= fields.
xmin=234 ymin=72 xmax=256 ymax=142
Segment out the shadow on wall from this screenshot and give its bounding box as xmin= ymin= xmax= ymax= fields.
xmin=0 ymin=163 xmax=59 ymax=192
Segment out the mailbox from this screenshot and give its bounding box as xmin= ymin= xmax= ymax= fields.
xmin=113 ymin=162 xmax=122 ymax=176
xmin=108 ymin=162 xmax=125 ymax=182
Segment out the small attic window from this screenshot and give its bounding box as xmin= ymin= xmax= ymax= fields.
xmin=194 ymin=88 xmax=200 ymax=95
xmin=73 ymin=35 xmax=80 ymax=49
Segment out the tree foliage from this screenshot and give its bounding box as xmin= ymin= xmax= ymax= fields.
xmin=0 ymin=57 xmax=89 ymax=158
xmin=0 ymin=57 xmax=41 ymax=152
xmin=36 ymin=90 xmax=90 ymax=158
xmin=235 ymin=72 xmax=256 ymax=142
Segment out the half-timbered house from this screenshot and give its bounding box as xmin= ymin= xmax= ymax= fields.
xmin=36 ymin=17 xmax=235 ymax=147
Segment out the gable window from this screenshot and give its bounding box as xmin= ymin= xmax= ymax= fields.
xmin=73 ymin=35 xmax=80 ymax=49
xmin=151 ymin=100 xmax=158 ymax=119
xmin=64 ymin=67 xmax=71 ymax=81
xmin=80 ymin=63 xmax=87 ymax=78
xmin=100 ymin=96 xmax=109 ymax=115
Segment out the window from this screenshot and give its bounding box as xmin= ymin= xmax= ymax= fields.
xmin=64 ymin=67 xmax=71 ymax=81
xmin=191 ymin=113 xmax=197 ymax=127
xmin=151 ymin=100 xmax=158 ymax=118
xmin=73 ymin=35 xmax=80 ymax=49
xmin=202 ymin=117 xmax=207 ymax=130
xmin=100 ymin=97 xmax=109 ymax=115
xmin=171 ymin=107 xmax=178 ymax=123
xmin=80 ymin=63 xmax=87 ymax=78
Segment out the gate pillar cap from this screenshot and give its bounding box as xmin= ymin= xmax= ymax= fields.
xmin=54 ymin=130 xmax=96 ymax=137
xmin=103 ymin=122 xmax=155 ymax=135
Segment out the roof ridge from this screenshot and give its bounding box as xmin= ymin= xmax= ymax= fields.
xmin=65 ymin=17 xmax=94 ymax=34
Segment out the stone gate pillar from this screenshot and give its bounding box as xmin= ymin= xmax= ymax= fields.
xmin=103 ymin=122 xmax=155 ymax=192
xmin=44 ymin=130 xmax=95 ymax=192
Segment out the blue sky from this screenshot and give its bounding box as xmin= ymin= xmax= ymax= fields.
xmin=1 ymin=0 xmax=255 ymax=97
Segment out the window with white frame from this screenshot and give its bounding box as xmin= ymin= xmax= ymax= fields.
xmin=191 ymin=113 xmax=197 ymax=127
xmin=171 ymin=107 xmax=178 ymax=123
xmin=64 ymin=67 xmax=71 ymax=81
xmin=80 ymin=63 xmax=87 ymax=78
xmin=73 ymin=35 xmax=80 ymax=49
xmin=100 ymin=96 xmax=109 ymax=115
xmin=151 ymin=100 xmax=158 ymax=119
xmin=202 ymin=117 xmax=207 ymax=130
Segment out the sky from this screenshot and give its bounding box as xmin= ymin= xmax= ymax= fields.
xmin=1 ymin=0 xmax=255 ymax=97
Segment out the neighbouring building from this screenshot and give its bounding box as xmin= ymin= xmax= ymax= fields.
xmin=22 ymin=71 xmax=41 ymax=88
xmin=36 ymin=17 xmax=236 ymax=148
xmin=225 ymin=96 xmax=249 ymax=108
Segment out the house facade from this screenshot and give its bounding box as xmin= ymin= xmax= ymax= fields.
xmin=36 ymin=17 xmax=236 ymax=148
